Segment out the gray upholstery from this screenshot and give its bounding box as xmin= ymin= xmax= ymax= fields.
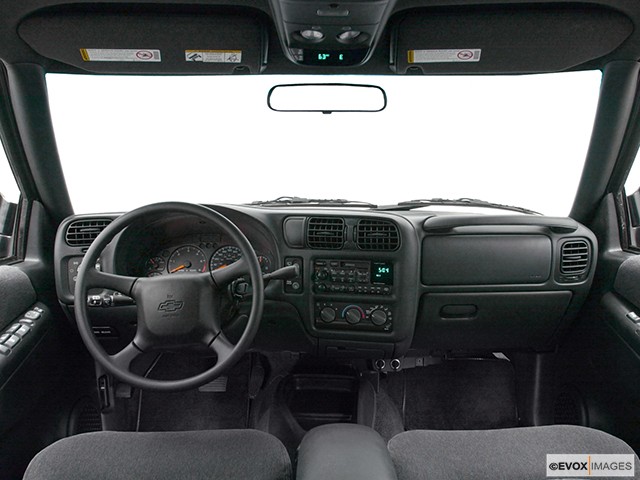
xmin=388 ymin=425 xmax=640 ymax=480
xmin=23 ymin=429 xmax=292 ymax=480
xmin=297 ymin=424 xmax=397 ymax=480
xmin=614 ymin=254 xmax=640 ymax=308
xmin=0 ymin=265 xmax=36 ymax=330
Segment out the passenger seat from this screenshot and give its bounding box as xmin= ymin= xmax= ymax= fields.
xmin=388 ymin=425 xmax=640 ymax=479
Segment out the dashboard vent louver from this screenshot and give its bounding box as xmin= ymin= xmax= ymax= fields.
xmin=560 ymin=240 xmax=590 ymax=275
xmin=65 ymin=219 xmax=112 ymax=247
xmin=307 ymin=217 xmax=345 ymax=249
xmin=356 ymin=220 xmax=400 ymax=251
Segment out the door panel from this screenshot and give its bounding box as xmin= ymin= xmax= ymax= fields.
xmin=0 ymin=204 xmax=96 ymax=479
xmin=555 ymin=247 xmax=640 ymax=456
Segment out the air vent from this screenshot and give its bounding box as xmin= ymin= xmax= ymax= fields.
xmin=560 ymin=240 xmax=590 ymax=275
xmin=356 ymin=220 xmax=400 ymax=251
xmin=307 ymin=217 xmax=345 ymax=249
xmin=65 ymin=219 xmax=112 ymax=246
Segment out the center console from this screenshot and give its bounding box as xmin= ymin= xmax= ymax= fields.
xmin=297 ymin=424 xmax=397 ymax=480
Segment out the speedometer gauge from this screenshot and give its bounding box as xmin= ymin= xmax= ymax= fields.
xmin=167 ymin=246 xmax=207 ymax=274
xmin=209 ymin=245 xmax=242 ymax=271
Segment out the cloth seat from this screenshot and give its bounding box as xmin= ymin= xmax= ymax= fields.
xmin=23 ymin=429 xmax=292 ymax=480
xmin=388 ymin=425 xmax=640 ymax=480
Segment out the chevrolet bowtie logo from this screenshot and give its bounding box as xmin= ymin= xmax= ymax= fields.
xmin=158 ymin=300 xmax=184 ymax=313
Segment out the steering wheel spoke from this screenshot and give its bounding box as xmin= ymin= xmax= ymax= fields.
xmin=85 ymin=268 xmax=139 ymax=297
xmin=209 ymin=333 xmax=235 ymax=364
xmin=109 ymin=341 xmax=143 ymax=371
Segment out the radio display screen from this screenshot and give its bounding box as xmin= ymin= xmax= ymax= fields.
xmin=372 ymin=262 xmax=393 ymax=285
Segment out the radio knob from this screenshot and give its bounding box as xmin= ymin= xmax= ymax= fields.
xmin=370 ymin=309 xmax=388 ymax=326
xmin=344 ymin=307 xmax=363 ymax=325
xmin=316 ymin=270 xmax=329 ymax=281
xmin=320 ymin=307 xmax=336 ymax=323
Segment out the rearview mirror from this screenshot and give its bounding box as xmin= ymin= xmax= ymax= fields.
xmin=267 ymin=83 xmax=387 ymax=113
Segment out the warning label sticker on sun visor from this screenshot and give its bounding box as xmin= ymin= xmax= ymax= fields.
xmin=80 ymin=49 xmax=161 ymax=62
xmin=408 ymin=49 xmax=481 ymax=64
xmin=184 ymin=50 xmax=242 ymax=63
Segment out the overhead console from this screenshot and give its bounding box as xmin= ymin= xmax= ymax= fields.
xmin=414 ymin=215 xmax=597 ymax=351
xmin=269 ymin=0 xmax=396 ymax=66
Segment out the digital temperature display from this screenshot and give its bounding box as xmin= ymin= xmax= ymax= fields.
xmin=299 ymin=48 xmax=368 ymax=66
xmin=372 ymin=262 xmax=393 ymax=285
xmin=317 ymin=53 xmax=344 ymax=61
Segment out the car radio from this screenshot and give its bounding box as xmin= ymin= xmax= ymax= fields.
xmin=312 ymin=259 xmax=393 ymax=295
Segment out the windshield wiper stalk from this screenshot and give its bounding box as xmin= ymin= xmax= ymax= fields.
xmin=379 ymin=197 xmax=541 ymax=215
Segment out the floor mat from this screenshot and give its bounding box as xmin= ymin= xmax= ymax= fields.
xmin=383 ymin=358 xmax=518 ymax=431
xmin=137 ymin=353 xmax=250 ymax=432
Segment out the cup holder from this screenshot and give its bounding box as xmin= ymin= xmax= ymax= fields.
xmin=281 ymin=372 xmax=359 ymax=431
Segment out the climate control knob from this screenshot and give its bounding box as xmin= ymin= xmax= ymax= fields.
xmin=344 ymin=307 xmax=363 ymax=325
xmin=370 ymin=309 xmax=388 ymax=326
xmin=320 ymin=307 xmax=336 ymax=323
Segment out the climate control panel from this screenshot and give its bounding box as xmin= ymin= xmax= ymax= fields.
xmin=315 ymin=301 xmax=393 ymax=332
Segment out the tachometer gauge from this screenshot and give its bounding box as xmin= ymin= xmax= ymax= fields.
xmin=145 ymin=256 xmax=166 ymax=276
xmin=209 ymin=245 xmax=242 ymax=271
xmin=167 ymin=246 xmax=207 ymax=274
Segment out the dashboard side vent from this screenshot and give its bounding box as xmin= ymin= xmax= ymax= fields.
xmin=560 ymin=240 xmax=590 ymax=275
xmin=65 ymin=219 xmax=112 ymax=247
xmin=307 ymin=217 xmax=345 ymax=249
xmin=356 ymin=219 xmax=400 ymax=251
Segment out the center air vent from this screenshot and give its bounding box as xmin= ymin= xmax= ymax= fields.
xmin=560 ymin=240 xmax=590 ymax=276
xmin=356 ymin=220 xmax=400 ymax=251
xmin=65 ymin=219 xmax=112 ymax=247
xmin=307 ymin=217 xmax=345 ymax=249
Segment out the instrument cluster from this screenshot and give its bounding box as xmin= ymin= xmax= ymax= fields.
xmin=143 ymin=238 xmax=273 ymax=277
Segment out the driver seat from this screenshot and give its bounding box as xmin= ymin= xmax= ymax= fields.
xmin=23 ymin=429 xmax=292 ymax=480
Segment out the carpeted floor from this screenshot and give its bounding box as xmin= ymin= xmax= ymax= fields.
xmin=136 ymin=353 xmax=250 ymax=432
xmin=381 ymin=358 xmax=518 ymax=431
xmin=133 ymin=354 xmax=518 ymax=446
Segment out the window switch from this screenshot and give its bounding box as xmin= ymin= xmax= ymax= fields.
xmin=3 ymin=335 xmax=20 ymax=348
xmin=627 ymin=311 xmax=640 ymax=323
xmin=0 ymin=344 xmax=10 ymax=356
xmin=6 ymin=324 xmax=21 ymax=334
xmin=14 ymin=325 xmax=30 ymax=337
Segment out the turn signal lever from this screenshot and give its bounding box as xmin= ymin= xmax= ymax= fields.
xmin=233 ymin=263 xmax=300 ymax=298
xmin=263 ymin=263 xmax=300 ymax=282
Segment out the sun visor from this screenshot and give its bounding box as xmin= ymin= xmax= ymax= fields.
xmin=18 ymin=9 xmax=267 ymax=74
xmin=390 ymin=6 xmax=633 ymax=74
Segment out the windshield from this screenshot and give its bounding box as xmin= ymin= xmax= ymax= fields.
xmin=47 ymin=71 xmax=601 ymax=216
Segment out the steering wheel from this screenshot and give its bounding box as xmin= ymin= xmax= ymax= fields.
xmin=74 ymin=202 xmax=264 ymax=392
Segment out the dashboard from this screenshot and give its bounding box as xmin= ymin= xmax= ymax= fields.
xmin=54 ymin=204 xmax=598 ymax=359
